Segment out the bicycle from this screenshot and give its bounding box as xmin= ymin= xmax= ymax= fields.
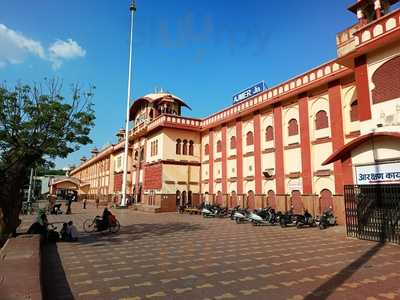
xmin=83 ymin=215 xmax=120 ymax=233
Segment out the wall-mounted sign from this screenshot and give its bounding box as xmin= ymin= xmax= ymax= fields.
xmin=233 ymin=81 xmax=266 ymax=104
xmin=355 ymin=162 xmax=400 ymax=184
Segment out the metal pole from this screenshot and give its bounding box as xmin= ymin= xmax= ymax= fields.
xmin=121 ymin=0 xmax=136 ymax=207
xmin=27 ymin=168 xmax=34 ymax=203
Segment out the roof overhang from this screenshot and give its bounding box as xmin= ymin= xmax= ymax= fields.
xmin=322 ymin=131 xmax=400 ymax=165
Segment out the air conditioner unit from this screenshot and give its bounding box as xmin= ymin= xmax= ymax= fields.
xmin=263 ymin=169 xmax=275 ymax=179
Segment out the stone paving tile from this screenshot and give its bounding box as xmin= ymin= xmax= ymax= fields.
xmin=19 ymin=203 xmax=400 ymax=300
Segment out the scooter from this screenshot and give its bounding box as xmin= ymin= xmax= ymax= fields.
xmin=296 ymin=210 xmax=317 ymax=228
xmin=202 ymin=204 xmax=217 ymax=217
xmin=318 ymin=208 xmax=336 ymax=229
xmin=233 ymin=208 xmax=250 ymax=224
xmin=248 ymin=207 xmax=277 ymax=226
xmin=229 ymin=206 xmax=241 ymax=220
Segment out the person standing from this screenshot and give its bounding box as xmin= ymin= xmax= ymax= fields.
xmin=83 ymin=198 xmax=87 ymax=209
xmin=66 ymin=194 xmax=72 ymax=215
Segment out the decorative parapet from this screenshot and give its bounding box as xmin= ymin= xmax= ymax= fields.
xmin=336 ymin=24 xmax=360 ymax=57
xmin=146 ymin=114 xmax=202 ymax=132
xmin=200 ymin=60 xmax=347 ymax=128
xmin=353 ymin=8 xmax=400 ymax=48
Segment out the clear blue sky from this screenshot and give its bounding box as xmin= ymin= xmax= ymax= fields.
xmin=0 ymin=0 xmax=356 ymax=168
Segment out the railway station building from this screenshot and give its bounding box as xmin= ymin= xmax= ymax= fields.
xmin=70 ymin=0 xmax=400 ymax=223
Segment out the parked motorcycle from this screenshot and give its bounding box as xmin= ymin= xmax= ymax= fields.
xmin=202 ymin=204 xmax=228 ymax=218
xmin=318 ymin=208 xmax=337 ymax=229
xmin=233 ymin=207 xmax=250 ymax=224
xmin=249 ymin=207 xmax=278 ymax=226
xmin=229 ymin=206 xmax=241 ymax=220
xmin=280 ymin=209 xmax=302 ymax=228
xmin=296 ymin=210 xmax=317 ymax=228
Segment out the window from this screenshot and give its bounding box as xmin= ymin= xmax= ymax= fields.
xmin=176 ymin=139 xmax=181 ymax=155
xmin=116 ymin=156 xmax=122 ymax=169
xmin=183 ymin=140 xmax=188 ymax=155
xmin=350 ymin=100 xmax=359 ymax=122
xmin=246 ymin=131 xmax=254 ymax=146
xmin=150 ymin=140 xmax=158 ymax=156
xmin=140 ymin=148 xmax=144 ymax=161
xmin=216 ymin=140 xmax=222 ymax=152
xmin=288 ymin=119 xmax=298 ymax=136
xmin=189 ymin=140 xmax=194 ymax=156
xmin=204 ymin=144 xmax=209 ymax=155
xmin=230 ymin=136 xmax=236 ymax=149
xmin=315 ymin=110 xmax=329 ymax=130
xmin=265 ymin=126 xmax=274 ymax=141
xmin=134 ymin=151 xmax=138 ymax=161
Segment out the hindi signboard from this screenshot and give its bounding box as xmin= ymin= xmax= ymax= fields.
xmin=233 ymin=81 xmax=266 ymax=104
xmin=355 ymin=162 xmax=400 ymax=184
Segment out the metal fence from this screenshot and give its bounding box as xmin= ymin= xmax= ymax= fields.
xmin=344 ymin=184 xmax=400 ymax=244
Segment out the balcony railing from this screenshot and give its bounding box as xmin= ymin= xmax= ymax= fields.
xmin=336 ymin=23 xmax=360 ymax=57
xmin=353 ymin=8 xmax=400 ymax=48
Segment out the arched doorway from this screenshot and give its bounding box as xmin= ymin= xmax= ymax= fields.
xmin=291 ymin=190 xmax=303 ymax=214
xmin=187 ymin=191 xmax=192 ymax=207
xmin=176 ymin=190 xmax=181 ymax=207
xmin=247 ymin=190 xmax=255 ymax=210
xmin=319 ymin=189 xmax=333 ymax=213
xmin=230 ymin=191 xmax=237 ymax=208
xmin=216 ymin=191 xmax=223 ymax=206
xmin=267 ymin=190 xmax=276 ymax=209
xmin=181 ymin=191 xmax=187 ymax=207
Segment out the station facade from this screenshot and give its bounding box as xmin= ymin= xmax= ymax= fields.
xmin=70 ymin=0 xmax=400 ymax=220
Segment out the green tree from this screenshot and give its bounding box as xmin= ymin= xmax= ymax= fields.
xmin=0 ymin=79 xmax=95 ymax=239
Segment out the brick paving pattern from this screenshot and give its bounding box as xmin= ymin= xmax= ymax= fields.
xmin=20 ymin=204 xmax=400 ymax=300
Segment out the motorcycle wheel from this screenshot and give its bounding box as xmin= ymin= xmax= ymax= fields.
xmin=296 ymin=222 xmax=302 ymax=229
xmin=319 ymin=223 xmax=325 ymax=230
xmin=280 ymin=221 xmax=286 ymax=228
xmin=235 ymin=218 xmax=241 ymax=224
xmin=311 ymin=221 xmax=317 ymax=227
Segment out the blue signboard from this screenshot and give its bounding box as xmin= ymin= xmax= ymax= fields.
xmin=233 ymin=81 xmax=266 ymax=104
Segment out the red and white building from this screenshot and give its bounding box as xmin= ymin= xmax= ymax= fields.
xmin=70 ymin=0 xmax=400 ymax=221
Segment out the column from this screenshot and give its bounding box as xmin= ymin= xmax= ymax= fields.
xmin=236 ymin=120 xmax=243 ymax=194
xmin=253 ymin=113 xmax=262 ymax=194
xmin=299 ymin=94 xmax=313 ymax=194
xmin=354 ymin=55 xmax=372 ymax=121
xmin=221 ymin=126 xmax=227 ymax=194
xmin=208 ymin=130 xmax=214 ymax=195
xmin=328 ymin=80 xmax=346 ymax=194
xmin=273 ymin=106 xmax=285 ymax=194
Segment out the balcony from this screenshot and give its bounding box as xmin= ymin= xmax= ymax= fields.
xmin=353 ymin=8 xmax=400 ymax=48
xmin=336 ymin=24 xmax=361 ymax=57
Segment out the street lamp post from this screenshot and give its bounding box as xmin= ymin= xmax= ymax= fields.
xmin=121 ymin=0 xmax=136 ymax=207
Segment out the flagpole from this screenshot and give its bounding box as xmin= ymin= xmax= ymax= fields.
xmin=121 ymin=0 xmax=136 ymax=207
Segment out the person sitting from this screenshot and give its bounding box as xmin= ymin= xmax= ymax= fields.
xmin=60 ymin=223 xmax=69 ymax=241
xmin=27 ymin=209 xmax=48 ymax=236
xmin=67 ymin=221 xmax=79 ymax=241
xmin=100 ymin=208 xmax=112 ymax=231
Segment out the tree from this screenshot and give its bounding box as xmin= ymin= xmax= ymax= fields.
xmin=0 ymin=79 xmax=95 ymax=239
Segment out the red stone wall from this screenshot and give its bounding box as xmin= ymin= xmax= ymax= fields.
xmin=143 ymin=163 xmax=162 ymax=190
xmin=372 ymin=56 xmax=400 ymax=103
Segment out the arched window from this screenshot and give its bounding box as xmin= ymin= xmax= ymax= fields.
xmin=216 ymin=140 xmax=222 ymax=152
xmin=246 ymin=131 xmax=254 ymax=146
xmin=182 ymin=140 xmax=188 ymax=155
xmin=350 ymin=100 xmax=359 ymax=122
xmin=288 ymin=119 xmax=298 ymax=136
xmin=189 ymin=140 xmax=194 ymax=156
xmin=315 ymin=110 xmax=329 ymax=130
xmin=140 ymin=148 xmax=144 ymax=161
xmin=265 ymin=126 xmax=274 ymax=141
xmin=204 ymin=144 xmax=209 ymax=155
xmin=230 ymin=136 xmax=236 ymax=149
xmin=176 ymin=139 xmax=181 ymax=155
xmin=134 ymin=151 xmax=138 ymax=161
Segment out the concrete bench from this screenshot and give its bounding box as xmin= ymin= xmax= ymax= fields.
xmin=0 ymin=234 xmax=42 ymax=300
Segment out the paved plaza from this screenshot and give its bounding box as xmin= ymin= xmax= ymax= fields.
xmin=20 ymin=204 xmax=400 ymax=300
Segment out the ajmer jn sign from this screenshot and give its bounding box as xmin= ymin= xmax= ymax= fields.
xmin=233 ymin=81 xmax=266 ymax=104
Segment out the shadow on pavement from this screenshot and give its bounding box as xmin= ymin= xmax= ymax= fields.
xmin=304 ymin=242 xmax=384 ymax=300
xmin=77 ymin=222 xmax=204 ymax=246
xmin=42 ymin=243 xmax=74 ymax=300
